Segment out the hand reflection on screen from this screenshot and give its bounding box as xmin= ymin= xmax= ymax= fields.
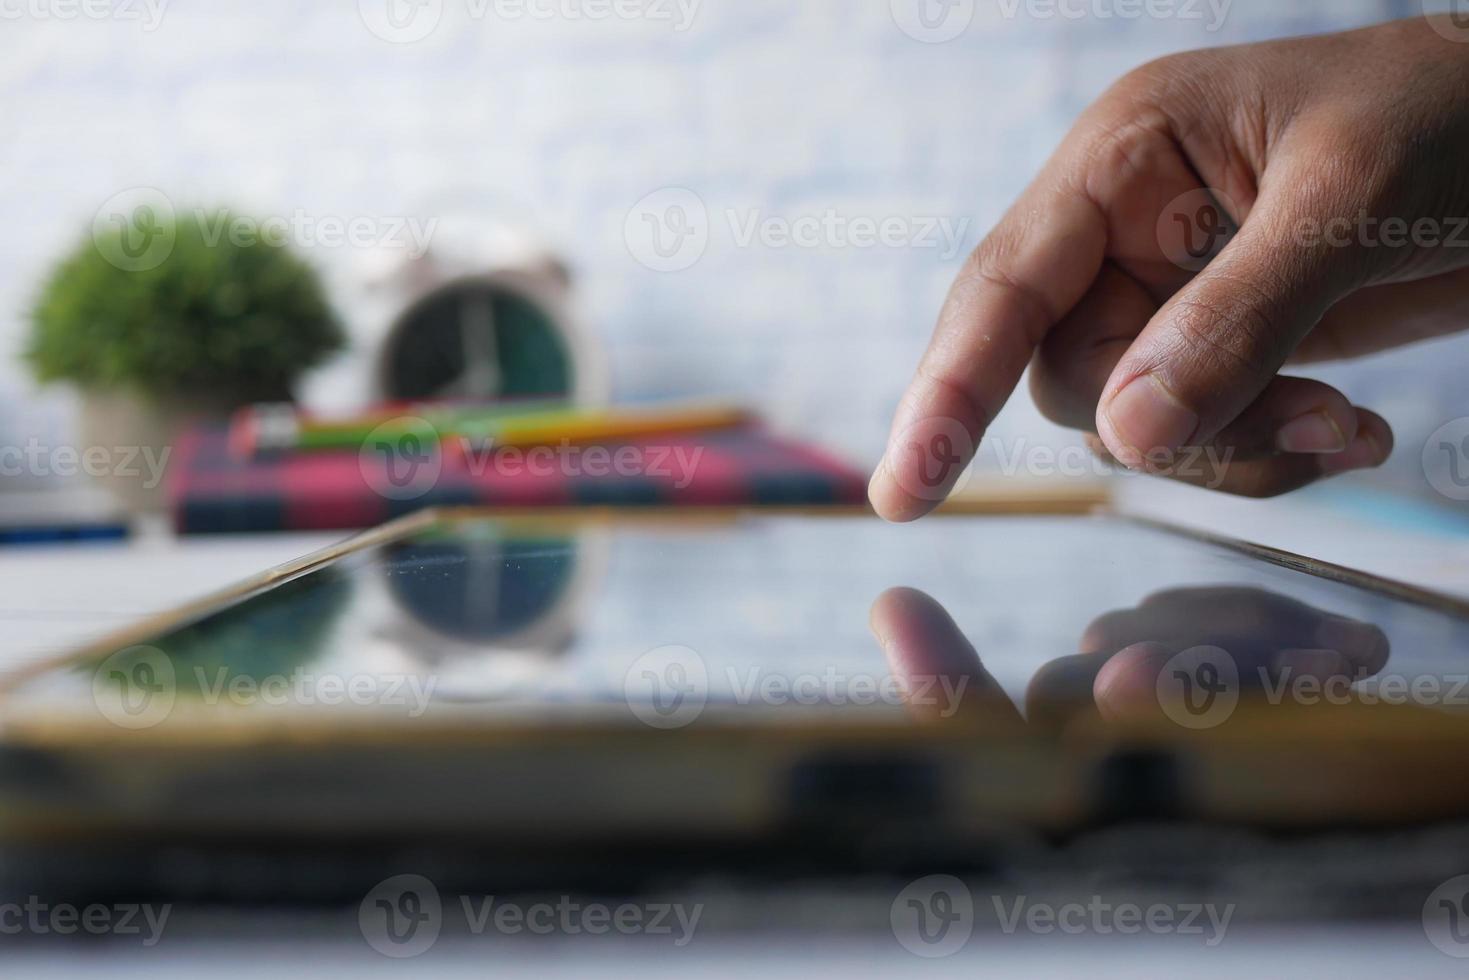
xmin=869 ymin=586 xmax=1389 ymax=728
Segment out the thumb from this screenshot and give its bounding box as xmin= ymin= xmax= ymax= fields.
xmin=1096 ymin=182 xmax=1359 ymax=469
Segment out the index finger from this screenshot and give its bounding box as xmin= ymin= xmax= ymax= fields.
xmin=869 ymin=168 xmax=1107 ymax=522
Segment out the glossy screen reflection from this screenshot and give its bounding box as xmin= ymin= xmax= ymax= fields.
xmin=43 ymin=514 xmax=1469 ymax=726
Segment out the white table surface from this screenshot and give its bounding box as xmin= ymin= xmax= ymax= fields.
xmin=0 ymin=524 xmax=344 ymax=673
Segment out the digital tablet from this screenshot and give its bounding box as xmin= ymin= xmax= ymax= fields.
xmin=4 ymin=507 xmax=1469 ymax=897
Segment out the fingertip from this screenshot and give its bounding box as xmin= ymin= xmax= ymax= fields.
xmin=867 ymin=459 xmax=937 ymax=523
xmin=1093 ymin=642 xmax=1174 ymax=722
xmin=1356 ymin=408 xmax=1395 ymax=460
xmin=1319 ymin=408 xmax=1394 ymax=476
xmin=868 ymin=585 xmax=936 ymax=642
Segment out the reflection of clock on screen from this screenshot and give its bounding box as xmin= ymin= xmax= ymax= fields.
xmin=376 ymin=268 xmax=602 ymax=404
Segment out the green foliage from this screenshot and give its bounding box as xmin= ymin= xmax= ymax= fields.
xmin=27 ymin=208 xmax=345 ymax=403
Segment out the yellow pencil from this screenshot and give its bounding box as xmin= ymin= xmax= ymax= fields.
xmin=473 ymin=405 xmax=753 ymax=448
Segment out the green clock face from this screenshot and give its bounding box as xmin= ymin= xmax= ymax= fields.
xmin=382 ymin=279 xmax=573 ymax=402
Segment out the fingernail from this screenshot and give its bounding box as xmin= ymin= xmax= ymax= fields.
xmin=1103 ymin=375 xmax=1198 ymax=465
xmin=1320 ymin=433 xmax=1386 ymax=475
xmin=1276 ymin=412 xmax=1347 ymax=454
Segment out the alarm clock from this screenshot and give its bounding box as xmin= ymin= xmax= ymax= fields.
xmin=360 ymin=227 xmax=608 ymax=406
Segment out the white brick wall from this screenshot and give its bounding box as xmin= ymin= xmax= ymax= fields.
xmin=1 ymin=0 xmax=1461 ymax=497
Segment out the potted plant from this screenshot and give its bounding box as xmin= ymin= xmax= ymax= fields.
xmin=26 ymin=206 xmax=344 ymax=511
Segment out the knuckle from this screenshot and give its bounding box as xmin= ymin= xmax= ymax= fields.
xmin=1113 ymin=52 xmax=1200 ymax=97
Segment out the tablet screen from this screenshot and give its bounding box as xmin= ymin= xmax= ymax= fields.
xmin=8 ymin=511 xmax=1469 ymax=733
